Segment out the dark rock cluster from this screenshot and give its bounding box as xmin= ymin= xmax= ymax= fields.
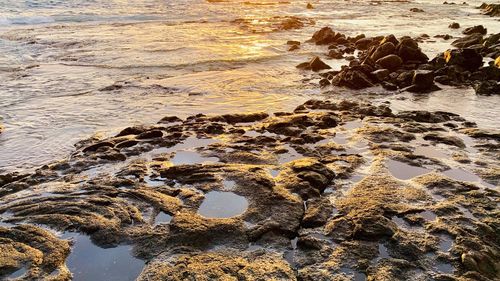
xmin=295 ymin=26 xmax=500 ymax=95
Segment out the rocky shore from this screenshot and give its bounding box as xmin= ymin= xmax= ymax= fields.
xmin=0 ymin=96 xmax=499 ymax=280
xmin=295 ymin=23 xmax=500 ymax=95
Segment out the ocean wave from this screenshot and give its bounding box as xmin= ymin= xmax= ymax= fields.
xmin=0 ymin=16 xmax=55 ymax=26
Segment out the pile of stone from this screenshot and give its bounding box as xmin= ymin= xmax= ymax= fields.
xmin=295 ymin=26 xmax=500 ymax=95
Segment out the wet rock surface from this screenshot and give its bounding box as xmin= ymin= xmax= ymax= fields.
xmin=294 ymin=26 xmax=500 ymax=95
xmin=0 ymin=99 xmax=498 ymax=280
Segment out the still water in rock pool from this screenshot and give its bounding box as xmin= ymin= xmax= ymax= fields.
xmin=63 ymin=233 xmax=144 ymax=281
xmin=197 ymin=191 xmax=248 ymax=218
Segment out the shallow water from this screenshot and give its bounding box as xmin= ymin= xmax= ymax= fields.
xmin=0 ymin=0 xmax=499 ymax=172
xmin=386 ymin=159 xmax=430 ymax=180
xmin=197 ymin=191 xmax=248 ymax=218
xmin=63 ymin=233 xmax=144 ymax=281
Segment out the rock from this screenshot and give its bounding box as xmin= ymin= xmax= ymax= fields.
xmin=306 ymin=2 xmax=314 ymax=9
xmin=452 ymin=33 xmax=483 ymax=48
xmin=331 ymin=68 xmax=375 ymax=89
xmin=380 ymin=34 xmax=399 ymax=46
xmin=395 ymin=38 xmax=429 ymax=63
xmin=479 ymin=3 xmax=500 ymax=17
xmin=370 ymin=42 xmax=396 ymax=61
xmin=310 ymin=27 xmax=337 ymax=45
xmin=355 ymin=38 xmax=373 ymax=50
xmin=412 ymin=70 xmax=435 ymax=89
xmin=444 ymin=48 xmax=483 ymax=70
xmin=319 ymin=78 xmax=330 ymax=87
xmin=483 ymin=33 xmax=500 ymax=47
xmin=382 ymin=81 xmax=398 ymax=90
xmin=137 ymin=130 xmax=163 ymax=139
xmin=376 ymin=54 xmax=403 ymax=70
xmin=495 ymin=56 xmax=500 ymax=68
xmin=82 ymin=141 xmax=115 ymax=153
xmin=328 ymin=49 xmax=343 ymax=59
xmin=296 ymin=56 xmax=331 ymax=71
xmin=463 ymin=25 xmax=487 ymax=35
xmin=474 ymin=80 xmax=500 ymax=95
xmin=404 ymin=70 xmax=440 ymax=92
xmin=289 ymin=44 xmax=300 ymax=51
xmin=287 ymin=40 xmax=300 ymax=46
xmin=410 ymin=8 xmax=425 ymax=12
xmin=371 ymin=69 xmax=391 ymax=81
xmin=449 ymin=22 xmax=460 ymax=29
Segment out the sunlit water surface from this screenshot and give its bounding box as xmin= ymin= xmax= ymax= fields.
xmin=0 ymin=0 xmax=499 ymax=171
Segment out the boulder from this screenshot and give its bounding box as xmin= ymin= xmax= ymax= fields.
xmin=452 ymin=33 xmax=484 ymax=48
xmin=380 ymin=34 xmax=399 ymax=46
xmin=449 ymin=22 xmax=460 ymax=29
xmin=331 ymin=68 xmax=375 ymax=89
xmin=479 ymin=3 xmax=500 ymax=17
xmin=412 ymin=70 xmax=434 ymax=90
xmin=355 ymin=38 xmax=373 ymax=50
xmin=370 ymin=42 xmax=396 ymax=61
xmin=288 ymin=44 xmax=299 ymax=51
xmin=306 ymin=2 xmax=314 ymax=9
xmin=462 ymin=25 xmax=487 ymax=35
xmin=296 ymin=56 xmax=331 ymax=71
xmin=397 ymin=44 xmax=429 ymax=62
xmin=371 ymin=69 xmax=390 ymax=81
xmin=286 ymin=40 xmax=300 ymax=46
xmin=474 ymin=80 xmax=500 ymax=95
xmin=376 ymin=54 xmax=403 ymax=70
xmin=328 ymin=49 xmax=343 ymax=59
xmin=444 ymin=48 xmax=483 ymax=70
xmin=495 ymin=56 xmax=500 ymax=68
xmin=310 ymin=27 xmax=337 ymax=45
xmin=410 ymin=8 xmax=424 ymax=12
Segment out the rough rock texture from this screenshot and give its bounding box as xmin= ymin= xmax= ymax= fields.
xmin=0 ymin=100 xmax=498 ymax=280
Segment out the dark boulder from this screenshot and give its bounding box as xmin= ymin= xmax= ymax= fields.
xmin=331 ymin=67 xmax=375 ymax=89
xmin=296 ymin=56 xmax=331 ymax=71
xmin=310 ymin=27 xmax=337 ymax=45
xmin=474 ymin=80 xmax=500 ymax=95
xmin=452 ymin=33 xmax=483 ymax=48
xmin=380 ymin=34 xmax=399 ymax=46
xmin=444 ymin=48 xmax=483 ymax=71
xmin=328 ymin=49 xmax=343 ymax=59
xmin=376 ymin=54 xmax=403 ymax=70
xmin=404 ymin=70 xmax=440 ymax=92
xmin=479 ymin=3 xmax=500 ymax=17
xmin=370 ymin=42 xmax=396 ymax=61
xmin=410 ymin=8 xmax=425 ymax=12
xmin=449 ymin=22 xmax=460 ymax=29
xmin=355 ymin=38 xmax=373 ymax=50
xmin=462 ymin=25 xmax=487 ymax=35
xmin=371 ymin=69 xmax=391 ymax=81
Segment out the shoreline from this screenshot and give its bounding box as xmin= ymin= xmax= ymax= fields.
xmin=0 ymin=1 xmax=499 ymax=280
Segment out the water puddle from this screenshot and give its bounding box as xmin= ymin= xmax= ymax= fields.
xmin=332 ymin=132 xmax=348 ymax=145
xmin=386 ymin=159 xmax=430 ymax=180
xmin=277 ymin=144 xmax=303 ymax=164
xmin=284 ymin=237 xmax=298 ymax=268
xmin=154 ymin=212 xmax=172 ymax=226
xmin=268 ymin=169 xmax=279 ymax=178
xmin=197 ymin=191 xmax=248 ymax=218
xmin=340 ymin=267 xmax=366 ymax=281
xmin=243 ymin=130 xmax=276 ymax=138
xmin=392 ymin=216 xmax=423 ymax=232
xmin=63 ymin=233 xmax=144 ymax=281
xmin=343 ymin=120 xmax=362 ymax=130
xmin=435 ymin=261 xmax=454 ymax=274
xmin=378 ymin=243 xmax=389 ymax=259
xmin=457 ymin=205 xmax=476 ymax=220
xmin=143 ymin=175 xmax=165 ymax=187
xmin=442 ymin=168 xmax=494 ymax=188
xmin=438 ymin=235 xmax=453 ymax=252
xmin=171 ymin=151 xmax=219 ymax=165
xmin=7 ymin=266 xmax=27 ymax=279
xmin=420 ymin=210 xmax=437 ymax=222
xmin=222 ymin=180 xmax=236 ymax=190
xmin=414 ymin=146 xmax=447 ymax=159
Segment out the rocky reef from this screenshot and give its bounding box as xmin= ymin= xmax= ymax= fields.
xmin=296 ymin=26 xmax=500 ymax=95
xmin=0 ymin=98 xmax=498 ymax=280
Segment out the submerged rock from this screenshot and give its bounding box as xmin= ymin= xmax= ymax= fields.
xmin=297 ymin=56 xmax=332 ymax=71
